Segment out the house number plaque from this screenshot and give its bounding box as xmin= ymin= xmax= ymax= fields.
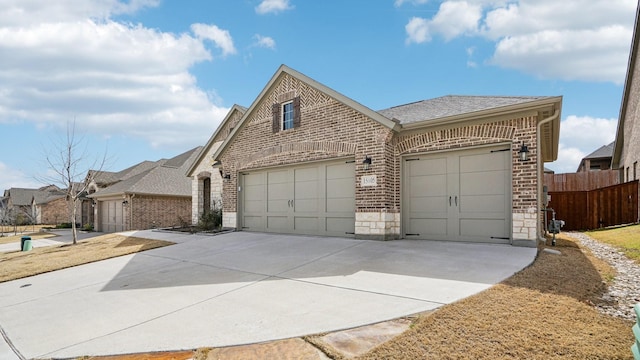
xmin=361 ymin=175 xmax=377 ymax=187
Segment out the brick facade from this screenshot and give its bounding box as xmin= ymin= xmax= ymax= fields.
xmin=191 ymin=67 xmax=561 ymax=245
xmin=127 ymin=195 xmax=191 ymax=230
xmin=39 ymin=197 xmax=70 ymax=225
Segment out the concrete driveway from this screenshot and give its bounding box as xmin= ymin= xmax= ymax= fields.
xmin=0 ymin=231 xmax=537 ymax=359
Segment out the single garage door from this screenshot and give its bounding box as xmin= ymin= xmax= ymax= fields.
xmin=100 ymin=200 xmax=124 ymax=233
xmin=403 ymin=145 xmax=511 ymax=243
xmin=240 ymin=159 xmax=355 ymax=237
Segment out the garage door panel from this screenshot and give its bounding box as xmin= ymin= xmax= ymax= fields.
xmin=267 ymin=216 xmax=288 ymax=230
xmin=410 ymin=196 xmax=447 ymax=213
xmin=460 ymin=171 xmax=506 ymax=195
xmin=294 ymin=217 xmax=318 ymax=231
xmin=243 ymin=216 xmax=263 ymax=229
xmin=326 ymin=197 xmax=354 ymax=213
xmin=411 ymin=158 xmax=447 ymax=176
xmin=326 ymin=217 xmax=354 ymax=234
xmin=460 ymin=151 xmax=508 ymax=173
xmin=460 ymin=219 xmax=506 ymax=238
xmin=241 ymin=159 xmax=355 ymax=237
xmin=410 ymin=174 xmax=447 ymax=196
xmin=460 ymin=195 xmax=506 ymax=213
xmin=404 ymin=146 xmax=511 ymax=243
xmin=409 ymin=218 xmax=447 ymax=237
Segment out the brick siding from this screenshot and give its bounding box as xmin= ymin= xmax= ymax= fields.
xmin=205 ymin=72 xmax=546 ymax=243
xmin=128 ymin=195 xmax=191 ymax=230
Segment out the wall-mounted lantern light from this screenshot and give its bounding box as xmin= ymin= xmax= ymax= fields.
xmin=362 ymin=155 xmax=372 ymax=170
xmin=122 ymin=200 xmax=129 ymax=206
xmin=518 ymin=141 xmax=530 ymax=161
xmin=223 ymin=174 xmax=231 ymax=180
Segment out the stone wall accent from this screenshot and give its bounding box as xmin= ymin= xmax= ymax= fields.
xmin=355 ymin=212 xmax=400 ymax=240
xmin=223 ymin=211 xmax=237 ymax=228
xmin=190 ymin=142 xmax=223 ymax=224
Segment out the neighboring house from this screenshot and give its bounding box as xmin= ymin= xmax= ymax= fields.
xmin=3 ymin=185 xmax=66 ymax=224
xmin=577 ymin=142 xmax=614 ymax=172
xmin=613 ymin=3 xmax=640 ymax=183
xmin=89 ymin=147 xmax=201 ymax=233
xmin=188 ymin=65 xmax=562 ymax=246
xmin=31 ymin=187 xmax=70 ymax=225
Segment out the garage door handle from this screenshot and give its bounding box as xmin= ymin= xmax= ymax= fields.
xmin=449 ymin=196 xmax=452 ymax=206
xmin=455 ymin=196 xmax=458 ymax=206
xmin=288 ymin=200 xmax=291 ymax=207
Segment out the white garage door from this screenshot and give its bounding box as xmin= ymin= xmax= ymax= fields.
xmin=240 ymin=160 xmax=355 ymax=237
xmin=403 ymin=145 xmax=511 ymax=243
xmin=100 ymin=200 xmax=124 ymax=233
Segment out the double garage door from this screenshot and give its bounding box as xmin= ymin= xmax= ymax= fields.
xmin=100 ymin=200 xmax=124 ymax=233
xmin=403 ymin=146 xmax=511 ymax=243
xmin=240 ymin=160 xmax=355 ymax=237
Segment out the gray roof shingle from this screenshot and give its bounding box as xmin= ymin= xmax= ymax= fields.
xmin=583 ymin=142 xmax=615 ymax=160
xmin=377 ymin=95 xmax=555 ymax=125
xmin=90 ymin=147 xmax=201 ymax=198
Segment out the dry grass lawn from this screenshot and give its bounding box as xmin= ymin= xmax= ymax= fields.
xmin=0 ymin=234 xmax=173 ymax=282
xmin=357 ymin=235 xmax=634 ymax=360
xmin=586 ymin=224 xmax=640 ymax=263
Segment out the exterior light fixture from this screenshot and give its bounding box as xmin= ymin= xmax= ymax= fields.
xmin=518 ymin=141 xmax=530 ymax=161
xmin=363 ymin=155 xmax=372 ymax=170
xmin=223 ymin=174 xmax=231 ymax=180
xmin=122 ymin=200 xmax=129 ymax=206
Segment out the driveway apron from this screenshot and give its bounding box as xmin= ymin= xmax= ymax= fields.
xmin=0 ymin=231 xmax=536 ymax=359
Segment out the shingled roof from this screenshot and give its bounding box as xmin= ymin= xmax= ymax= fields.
xmin=90 ymin=147 xmax=201 ymax=198
xmin=377 ymin=95 xmax=556 ymax=125
xmin=583 ymin=142 xmax=615 ymax=160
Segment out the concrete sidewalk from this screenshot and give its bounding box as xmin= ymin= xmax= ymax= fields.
xmin=0 ymin=229 xmax=103 ymax=253
xmin=0 ymin=231 xmax=537 ymax=359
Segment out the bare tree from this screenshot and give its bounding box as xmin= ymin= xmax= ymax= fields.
xmin=42 ymin=121 xmax=107 ymax=244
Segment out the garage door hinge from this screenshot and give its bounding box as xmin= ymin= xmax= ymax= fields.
xmin=491 ymin=236 xmax=510 ymax=240
xmin=405 ymin=158 xmax=420 ymax=162
xmin=490 ymin=148 xmax=510 ymax=153
xmin=406 ymin=233 xmax=420 ymax=236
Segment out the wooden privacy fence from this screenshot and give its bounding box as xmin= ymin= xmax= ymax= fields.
xmin=544 ymin=170 xmax=619 ymax=191
xmin=548 ymin=180 xmax=638 ymax=231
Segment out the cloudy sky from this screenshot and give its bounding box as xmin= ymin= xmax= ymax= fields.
xmin=0 ymin=0 xmax=636 ymax=191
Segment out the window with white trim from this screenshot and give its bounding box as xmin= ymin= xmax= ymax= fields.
xmin=282 ymin=101 xmax=294 ymax=130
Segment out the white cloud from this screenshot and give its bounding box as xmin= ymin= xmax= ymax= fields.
xmin=0 ymin=162 xmax=42 ymax=191
xmin=403 ymin=0 xmax=636 ymax=83
xmin=405 ymin=17 xmax=430 ymax=44
xmin=395 ymin=0 xmax=430 ymax=6
xmin=253 ymin=34 xmax=276 ymax=49
xmin=191 ymin=23 xmax=237 ymax=57
xmin=0 ymin=1 xmax=231 ymax=151
xmin=548 ymin=115 xmax=618 ymax=173
xmin=428 ymin=1 xmax=482 ymax=40
xmin=255 ymin=0 xmax=293 ymax=15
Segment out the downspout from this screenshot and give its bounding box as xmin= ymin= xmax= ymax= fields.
xmin=536 ymin=109 xmax=560 ymax=244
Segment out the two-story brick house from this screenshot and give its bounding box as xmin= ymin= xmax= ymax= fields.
xmin=188 ymin=65 xmax=562 ymax=247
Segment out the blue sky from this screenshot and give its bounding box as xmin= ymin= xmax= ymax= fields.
xmin=0 ymin=0 xmax=636 ymax=191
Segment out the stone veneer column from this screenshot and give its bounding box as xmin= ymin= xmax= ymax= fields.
xmin=355 ymin=212 xmax=400 ymax=240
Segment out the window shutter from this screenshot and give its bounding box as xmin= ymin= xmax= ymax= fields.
xmin=272 ymin=103 xmax=280 ymax=133
xmin=293 ymin=96 xmax=301 ymax=128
